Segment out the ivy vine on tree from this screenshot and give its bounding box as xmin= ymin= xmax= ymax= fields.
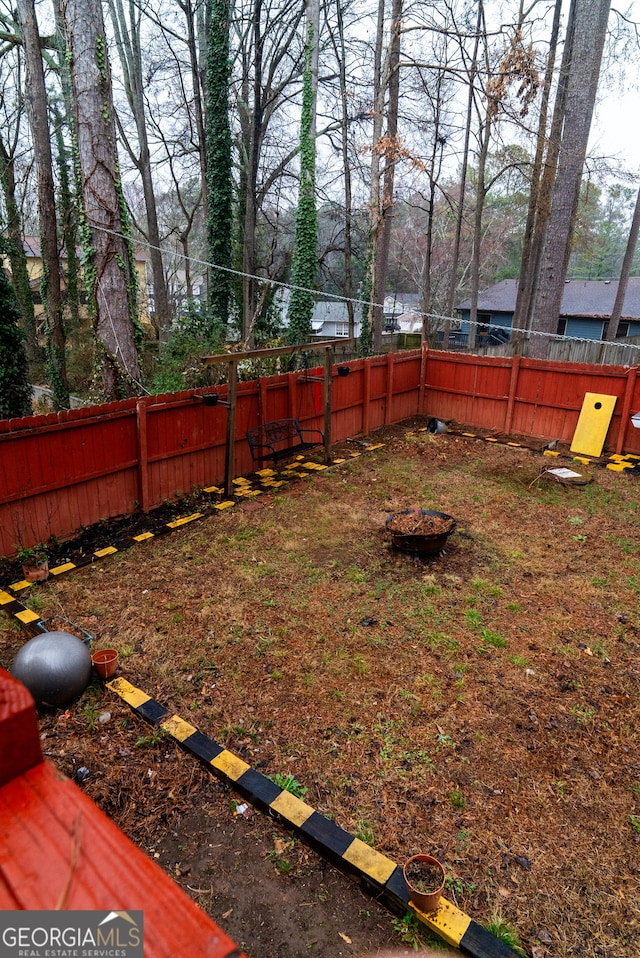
xmin=286 ymin=20 xmax=318 ymax=349
xmin=0 ymin=253 xmax=32 ymax=421
xmin=206 ymin=0 xmax=233 ymax=337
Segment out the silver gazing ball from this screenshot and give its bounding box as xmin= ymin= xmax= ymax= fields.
xmin=11 ymin=631 xmax=92 ymax=708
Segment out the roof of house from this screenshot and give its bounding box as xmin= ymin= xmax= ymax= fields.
xmin=457 ymin=278 xmax=640 ymax=320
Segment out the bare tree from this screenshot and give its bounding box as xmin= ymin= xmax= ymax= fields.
xmin=234 ymin=0 xmax=305 ymax=339
xmin=606 ymin=183 xmax=640 ymax=340
xmin=363 ymin=0 xmax=403 ymax=354
xmin=16 ymin=0 xmax=69 ymax=407
xmin=107 ymin=0 xmax=171 ymax=337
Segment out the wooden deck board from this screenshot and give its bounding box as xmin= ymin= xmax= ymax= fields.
xmin=0 ymin=668 xmax=246 ymax=958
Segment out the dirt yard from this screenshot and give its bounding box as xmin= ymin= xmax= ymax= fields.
xmin=2 ymin=422 xmax=639 ymax=957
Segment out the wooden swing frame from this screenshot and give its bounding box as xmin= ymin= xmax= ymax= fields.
xmin=201 ymin=340 xmax=353 ymax=496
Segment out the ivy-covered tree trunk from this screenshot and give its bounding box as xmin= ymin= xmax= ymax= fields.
xmin=0 ymin=141 xmax=40 ymax=369
xmin=62 ymin=0 xmax=143 ymax=399
xmin=53 ymin=0 xmax=81 ymax=343
xmin=286 ymin=5 xmax=319 ymax=348
xmin=0 ymin=261 xmax=32 ymax=420
xmin=16 ymin=0 xmax=70 ymax=409
xmin=207 ymin=0 xmax=233 ymax=336
xmin=53 ymin=102 xmax=81 ymax=340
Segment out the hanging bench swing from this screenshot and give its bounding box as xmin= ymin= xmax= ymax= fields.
xmin=246 ymin=418 xmax=324 ymax=464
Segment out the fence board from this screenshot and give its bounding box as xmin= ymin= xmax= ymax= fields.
xmin=2 ymin=350 xmax=640 ymax=558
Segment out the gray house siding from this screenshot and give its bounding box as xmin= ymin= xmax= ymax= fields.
xmin=563 ymin=317 xmax=605 ymax=340
xmin=456 ymin=278 xmax=640 ymax=344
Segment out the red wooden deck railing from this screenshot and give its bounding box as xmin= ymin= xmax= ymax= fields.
xmin=1 ymin=348 xmax=638 ymax=556
xmin=0 ymin=667 xmax=246 ymax=957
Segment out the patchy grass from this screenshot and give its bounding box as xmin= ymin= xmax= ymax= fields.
xmin=2 ymin=425 xmax=640 ymax=958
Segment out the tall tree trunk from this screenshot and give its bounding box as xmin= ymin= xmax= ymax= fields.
xmin=606 ymin=185 xmax=640 ymax=340
xmin=442 ymin=2 xmax=481 ymax=348
xmin=371 ymin=0 xmax=402 ymax=355
xmin=329 ymin=0 xmax=355 ymax=338
xmin=52 ymin=102 xmax=81 ymax=340
xmin=16 ymin=0 xmax=69 ymax=408
xmin=107 ymin=0 xmax=171 ymax=337
xmin=466 ymin=0 xmax=490 ymax=351
xmin=467 ymin=113 xmax=490 ymax=350
xmin=241 ymin=0 xmax=263 ymax=342
xmin=0 ymin=138 xmax=39 ymax=368
xmin=528 ymin=0 xmax=611 ymax=358
xmin=207 ymin=0 xmax=233 ymax=333
xmin=53 ymin=0 xmax=81 ymax=342
xmin=361 ymin=0 xmax=386 ymax=357
xmin=62 ymin=0 xmax=143 ymax=399
xmin=419 ymin=67 xmax=446 ymax=342
xmin=181 ymin=0 xmax=208 ymax=216
xmin=286 ymin=0 xmax=319 ymax=349
xmin=511 ymin=0 xmax=565 ymax=337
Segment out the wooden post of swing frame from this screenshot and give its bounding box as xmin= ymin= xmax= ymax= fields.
xmin=202 ymin=340 xmax=352 ymax=492
xmin=323 ymin=345 xmax=333 ymax=465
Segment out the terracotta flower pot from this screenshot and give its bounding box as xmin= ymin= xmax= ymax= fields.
xmin=22 ymin=560 xmax=49 ymax=582
xmin=91 ymin=648 xmax=119 ymax=680
xmin=403 ymin=854 xmax=445 ymax=913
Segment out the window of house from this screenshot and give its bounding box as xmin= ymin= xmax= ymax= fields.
xmin=335 ymin=323 xmax=349 ymax=336
xmin=557 ymin=318 xmax=567 ymax=336
xmin=476 ymin=312 xmax=491 ymax=337
xmin=616 ymin=322 xmax=630 ymax=338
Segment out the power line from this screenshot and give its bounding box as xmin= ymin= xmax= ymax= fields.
xmin=95 ymin=225 xmax=640 ymax=353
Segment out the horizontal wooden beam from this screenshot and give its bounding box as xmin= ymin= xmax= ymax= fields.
xmin=202 ymin=340 xmax=353 ymax=365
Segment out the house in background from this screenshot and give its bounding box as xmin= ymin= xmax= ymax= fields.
xmin=311 ymin=294 xmax=423 ymax=338
xmin=4 ymin=236 xmax=152 ymax=331
xmin=456 ymin=278 xmax=640 ymax=344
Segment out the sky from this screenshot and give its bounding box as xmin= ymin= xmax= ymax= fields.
xmin=591 ymin=90 xmax=640 ymax=175
xmin=589 ymin=0 xmax=640 ymax=176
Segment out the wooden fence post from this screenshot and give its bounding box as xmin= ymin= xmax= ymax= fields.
xmin=136 ymin=397 xmax=150 ymax=513
xmin=503 ymin=356 xmax=521 ymax=436
xmin=363 ymin=359 xmax=372 ymax=435
xmin=385 ymin=353 xmax=395 ymax=425
xmin=288 ymin=371 xmax=298 ymax=421
xmin=224 ymin=360 xmax=238 ymax=497
xmin=616 ymin=366 xmax=638 ymax=454
xmin=323 ymin=346 xmax=333 ymax=464
xmin=259 ymin=377 xmax=268 ymax=423
xmin=419 ymin=343 xmax=428 ymax=415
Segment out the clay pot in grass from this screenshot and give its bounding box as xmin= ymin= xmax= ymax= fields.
xmin=403 ymin=854 xmax=446 ymax=913
xmin=91 ymin=649 xmax=119 ymax=680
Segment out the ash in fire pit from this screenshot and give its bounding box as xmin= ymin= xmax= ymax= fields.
xmin=385 ymin=508 xmax=456 ymax=557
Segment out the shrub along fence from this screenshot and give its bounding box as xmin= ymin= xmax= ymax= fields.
xmin=1 ymin=347 xmax=638 ymax=557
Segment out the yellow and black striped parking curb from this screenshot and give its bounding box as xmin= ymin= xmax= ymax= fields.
xmin=426 ymin=425 xmax=640 ymax=473
xmin=0 ymin=588 xmax=47 ymax=634
xmin=0 ymin=448 xmax=387 ymax=631
xmin=0 ymin=447 xmax=385 ymax=605
xmin=106 ymin=676 xmax=521 ymax=958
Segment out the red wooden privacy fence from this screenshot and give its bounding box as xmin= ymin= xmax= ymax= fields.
xmin=1 ymin=348 xmax=638 ymax=558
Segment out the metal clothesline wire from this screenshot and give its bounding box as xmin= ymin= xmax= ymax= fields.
xmin=94 ymin=224 xmax=640 ymax=353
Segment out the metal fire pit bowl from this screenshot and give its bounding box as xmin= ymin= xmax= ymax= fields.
xmin=385 ymin=508 xmax=457 ymax=556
